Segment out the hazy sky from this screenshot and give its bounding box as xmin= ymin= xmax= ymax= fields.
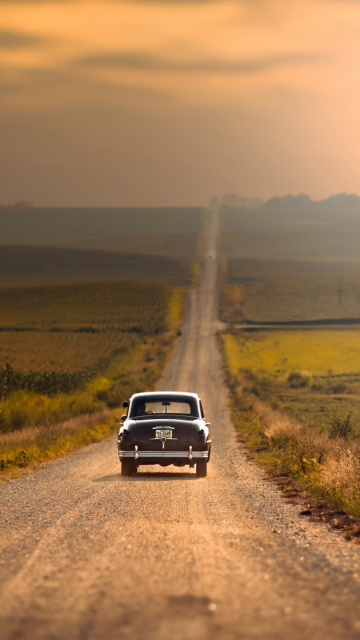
xmin=1 ymin=0 xmax=360 ymax=206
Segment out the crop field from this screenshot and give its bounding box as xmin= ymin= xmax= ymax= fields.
xmin=220 ymin=275 xmax=360 ymax=324
xmin=0 ymin=278 xmax=184 ymax=471
xmin=0 ymin=280 xmax=171 ymax=332
xmin=220 ymin=207 xmax=360 ymax=263
xmin=242 ymin=275 xmax=360 ymax=324
xmin=61 ymin=232 xmax=201 ymax=261
xmin=0 ymin=207 xmax=206 ymax=287
xmin=221 ymin=329 xmax=360 ymax=432
xmin=0 ymin=207 xmax=204 ymax=247
xmin=0 ymin=246 xmax=193 ymax=287
xmin=227 ymin=258 xmax=360 ymax=284
xmin=0 ymin=331 xmax=135 ymax=371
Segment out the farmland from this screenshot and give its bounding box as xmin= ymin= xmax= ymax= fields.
xmin=0 ymin=280 xmax=172 ymax=332
xmin=0 ymin=246 xmax=192 ymax=287
xmin=220 ymin=328 xmax=360 ymax=517
xmin=0 ymin=207 xmax=204 ymax=249
xmin=219 ymin=203 xmax=360 ymax=324
xmin=0 ymin=207 xmax=205 ymax=286
xmin=0 ymin=206 xmax=205 ymax=473
xmin=222 ymin=330 xmax=360 ymax=431
xmin=0 ymin=278 xmax=184 ymax=472
xmin=220 ymin=205 xmax=360 ymax=263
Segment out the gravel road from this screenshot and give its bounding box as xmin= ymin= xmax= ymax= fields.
xmin=1 ymin=208 xmax=360 ymax=640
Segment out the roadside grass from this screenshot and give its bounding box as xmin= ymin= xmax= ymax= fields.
xmin=0 ymin=411 xmax=114 ymax=475
xmin=0 ymin=284 xmax=185 ymax=474
xmin=220 ymin=329 xmax=360 ymax=522
xmin=219 ymin=284 xmax=246 ymax=323
xmin=0 ymin=330 xmax=179 ymax=474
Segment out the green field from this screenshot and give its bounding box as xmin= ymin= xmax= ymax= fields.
xmin=222 ymin=329 xmax=360 ymax=432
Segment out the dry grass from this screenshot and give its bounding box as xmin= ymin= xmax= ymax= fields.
xmin=0 ymin=410 xmax=111 ymax=450
xmin=0 ymin=410 xmax=116 ymax=475
xmin=252 ymin=397 xmax=360 ymax=516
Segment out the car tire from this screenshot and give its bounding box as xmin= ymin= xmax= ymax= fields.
xmin=196 ymin=460 xmax=207 ymax=478
xmin=121 ymin=459 xmax=134 ymax=477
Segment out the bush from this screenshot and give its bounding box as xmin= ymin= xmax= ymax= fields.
xmin=287 ymin=371 xmax=309 ymax=389
xmin=327 ymin=383 xmax=347 ymax=394
xmin=329 ymin=411 xmax=355 ymax=440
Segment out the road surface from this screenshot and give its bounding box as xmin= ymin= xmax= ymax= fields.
xmin=1 ymin=208 xmax=360 ymax=640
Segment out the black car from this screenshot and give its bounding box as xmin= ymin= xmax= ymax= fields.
xmin=118 ymin=391 xmax=211 ymax=477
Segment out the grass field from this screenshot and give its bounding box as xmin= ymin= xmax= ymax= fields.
xmin=222 ymin=329 xmax=360 ymax=376
xmin=222 ymin=329 xmax=360 ymax=428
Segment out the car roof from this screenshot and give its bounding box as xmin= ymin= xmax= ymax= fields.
xmin=129 ymin=391 xmax=200 ymax=401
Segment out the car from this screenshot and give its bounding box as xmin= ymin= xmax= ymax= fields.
xmin=118 ymin=391 xmax=211 ymax=478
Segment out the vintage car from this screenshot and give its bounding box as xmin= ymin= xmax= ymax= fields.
xmin=118 ymin=391 xmax=211 ymax=477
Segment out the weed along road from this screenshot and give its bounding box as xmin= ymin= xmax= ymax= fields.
xmin=2 ymin=210 xmax=360 ymax=640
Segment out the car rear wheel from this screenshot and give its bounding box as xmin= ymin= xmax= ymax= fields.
xmin=121 ymin=459 xmax=135 ymax=477
xmin=196 ymin=460 xmax=207 ymax=478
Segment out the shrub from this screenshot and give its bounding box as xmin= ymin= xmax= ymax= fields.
xmin=287 ymin=371 xmax=309 ymax=389
xmin=329 ymin=411 xmax=355 ymax=440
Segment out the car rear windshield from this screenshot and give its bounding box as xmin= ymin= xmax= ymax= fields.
xmin=130 ymin=396 xmax=198 ymax=418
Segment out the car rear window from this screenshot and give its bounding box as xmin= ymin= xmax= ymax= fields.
xmin=130 ymin=397 xmax=198 ymax=418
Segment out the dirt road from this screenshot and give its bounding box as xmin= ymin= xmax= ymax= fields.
xmin=1 ymin=208 xmax=360 ymax=640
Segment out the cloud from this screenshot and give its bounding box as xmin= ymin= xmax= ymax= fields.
xmin=77 ymin=51 xmax=327 ymax=74
xmin=0 ymin=29 xmax=46 ymax=49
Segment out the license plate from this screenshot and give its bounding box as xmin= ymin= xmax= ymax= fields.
xmin=156 ymin=429 xmax=172 ymax=438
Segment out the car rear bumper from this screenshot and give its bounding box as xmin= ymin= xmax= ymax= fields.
xmin=118 ymin=448 xmax=209 ymax=460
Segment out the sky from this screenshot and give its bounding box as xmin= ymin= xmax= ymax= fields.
xmin=1 ymin=0 xmax=360 ymax=206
